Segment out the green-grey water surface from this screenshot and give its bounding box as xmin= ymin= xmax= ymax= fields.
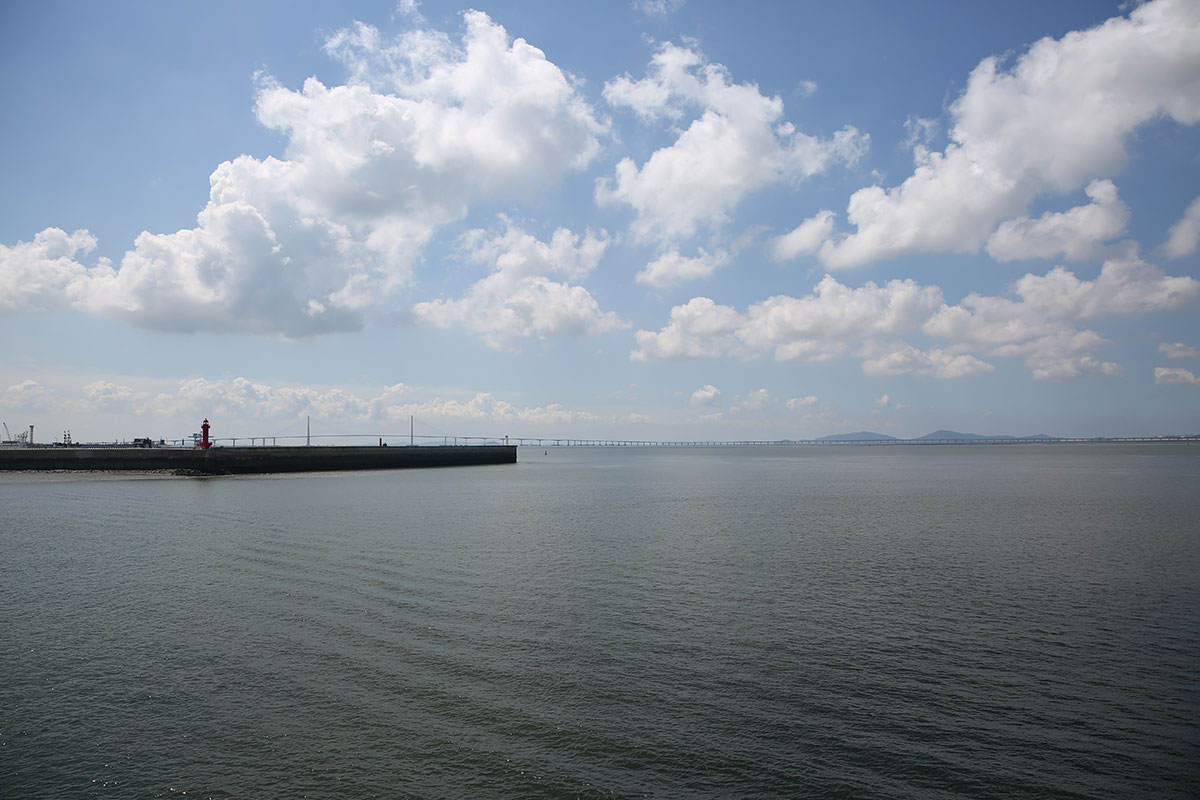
xmin=2 ymin=445 xmax=1197 ymax=798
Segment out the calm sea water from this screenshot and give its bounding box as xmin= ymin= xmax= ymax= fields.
xmin=2 ymin=445 xmax=1197 ymax=799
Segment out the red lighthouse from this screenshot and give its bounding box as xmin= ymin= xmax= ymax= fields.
xmin=196 ymin=418 xmax=212 ymax=449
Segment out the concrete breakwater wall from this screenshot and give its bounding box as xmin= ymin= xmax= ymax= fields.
xmin=0 ymin=445 xmax=517 ymax=474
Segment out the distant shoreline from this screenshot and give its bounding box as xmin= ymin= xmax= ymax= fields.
xmin=509 ymin=437 xmax=1198 ymax=447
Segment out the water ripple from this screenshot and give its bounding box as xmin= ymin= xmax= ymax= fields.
xmin=2 ymin=446 xmax=1197 ymax=798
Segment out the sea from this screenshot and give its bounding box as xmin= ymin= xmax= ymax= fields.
xmin=1 ymin=444 xmax=1197 ymax=799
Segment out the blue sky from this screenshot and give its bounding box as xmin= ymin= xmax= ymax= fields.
xmin=2 ymin=0 xmax=1198 ymax=443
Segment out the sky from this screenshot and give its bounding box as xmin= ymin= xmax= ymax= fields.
xmin=1 ymin=0 xmax=1198 ymax=444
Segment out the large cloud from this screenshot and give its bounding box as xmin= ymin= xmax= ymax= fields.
xmin=0 ymin=229 xmax=99 ymax=314
xmin=985 ymin=179 xmax=1129 ymax=262
xmin=858 ymin=341 xmax=994 ymax=379
xmin=2 ymin=12 xmax=606 ymax=337
xmin=809 ymin=0 xmax=1200 ymax=268
xmin=410 ymin=223 xmax=626 ymax=349
xmin=597 ymin=42 xmax=867 ymax=245
xmin=925 ymin=250 xmax=1198 ymax=379
xmin=737 ymin=276 xmax=945 ymax=359
xmin=631 ymin=275 xmax=953 ymax=372
xmin=631 ymin=296 xmax=749 ymax=361
xmin=634 ymin=252 xmax=1198 ymax=380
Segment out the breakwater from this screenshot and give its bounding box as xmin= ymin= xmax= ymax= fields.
xmin=0 ymin=445 xmax=516 ymax=474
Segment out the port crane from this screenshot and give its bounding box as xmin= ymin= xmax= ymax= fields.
xmin=2 ymin=423 xmax=31 ymax=445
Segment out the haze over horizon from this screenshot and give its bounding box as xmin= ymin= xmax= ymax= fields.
xmin=2 ymin=0 xmax=1198 ymax=443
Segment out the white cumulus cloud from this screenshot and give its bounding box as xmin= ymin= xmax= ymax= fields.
xmin=1154 ymin=367 xmax=1200 ymax=386
xmin=815 ymin=0 xmax=1200 ymax=269
xmin=2 ymin=12 xmax=607 ymax=338
xmin=0 ymin=379 xmax=61 ymax=412
xmin=411 ymin=223 xmax=625 ymax=350
xmin=0 ymin=229 xmax=101 ymax=314
xmin=634 ymin=251 xmax=1197 ymax=380
xmin=1158 ymin=341 xmax=1199 ymax=359
xmin=925 ymin=251 xmax=1196 ymax=379
xmin=631 ymin=296 xmax=748 ymax=361
xmin=731 ymin=388 xmax=772 ymax=412
xmin=786 ymin=395 xmax=818 ymax=410
xmin=636 ymin=247 xmax=730 ymax=288
xmin=738 ymin=275 xmax=945 ymax=361
xmin=769 ymin=210 xmax=836 ymax=262
xmin=690 ymin=384 xmax=722 ymax=406
xmin=598 ymin=41 xmax=868 ymax=244
xmin=985 ymin=179 xmax=1130 ymax=262
xmin=1164 ymin=196 xmax=1200 ymax=258
xmin=634 ymin=0 xmax=686 ymax=17
xmin=631 ymin=274 xmax=961 ymax=375
xmin=859 ymin=341 xmax=995 ymax=379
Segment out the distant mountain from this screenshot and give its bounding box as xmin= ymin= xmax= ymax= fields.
xmin=815 ymin=429 xmax=1062 ymax=442
xmin=816 ymin=431 xmax=899 ymax=442
xmin=916 ymin=430 xmax=1014 ymax=441
xmin=916 ymin=430 xmax=1056 ymax=441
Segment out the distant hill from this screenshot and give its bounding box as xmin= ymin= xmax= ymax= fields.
xmin=815 ymin=429 xmax=1059 ymax=442
xmin=912 ymin=429 xmax=1065 ymax=441
xmin=917 ymin=430 xmax=1014 ymax=441
xmin=816 ymin=431 xmax=899 ymax=442
xmin=915 ymin=430 xmax=1055 ymax=441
